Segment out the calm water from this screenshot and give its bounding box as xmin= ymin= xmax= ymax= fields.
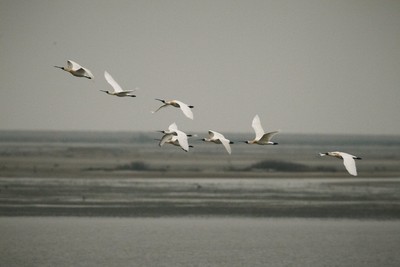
xmin=1 ymin=217 xmax=400 ymax=267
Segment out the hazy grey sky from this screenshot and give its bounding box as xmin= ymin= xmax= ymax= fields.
xmin=1 ymin=0 xmax=399 ymax=135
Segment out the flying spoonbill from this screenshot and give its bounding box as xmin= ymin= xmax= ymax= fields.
xmin=54 ymin=60 xmax=94 ymax=79
xmin=244 ymin=115 xmax=279 ymax=145
xmin=101 ymin=71 xmax=138 ymax=97
xmin=156 ymin=135 xmax=194 ymax=149
xmin=319 ymin=151 xmax=362 ymax=176
xmin=152 ymin=99 xmax=194 ymax=120
xmin=202 ymin=130 xmax=233 ymax=154
xmin=158 ymin=123 xmax=190 ymax=152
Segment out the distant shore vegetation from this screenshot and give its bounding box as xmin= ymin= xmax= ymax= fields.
xmin=85 ymin=160 xmax=336 ymax=173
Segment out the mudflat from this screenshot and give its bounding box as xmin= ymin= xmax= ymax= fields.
xmin=1 ymin=131 xmax=400 ymax=218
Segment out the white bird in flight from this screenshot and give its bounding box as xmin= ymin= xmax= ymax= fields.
xmin=54 ymin=60 xmax=94 ymax=79
xmin=245 ymin=114 xmax=279 ymax=145
xmin=202 ymin=130 xmax=233 ymax=154
xmin=157 ymin=135 xmax=194 ymax=149
xmin=319 ymin=151 xmax=362 ymax=176
xmin=100 ymin=71 xmax=138 ymax=97
xmin=158 ymin=122 xmax=190 ymax=152
xmin=152 ymin=99 xmax=194 ymax=120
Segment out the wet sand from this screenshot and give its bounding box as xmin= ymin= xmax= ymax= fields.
xmin=1 ymin=177 xmax=399 ymax=218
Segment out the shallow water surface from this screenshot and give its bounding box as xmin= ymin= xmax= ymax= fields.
xmin=1 ymin=217 xmax=400 ymax=267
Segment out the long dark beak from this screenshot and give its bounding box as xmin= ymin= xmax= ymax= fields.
xmin=155 ymin=98 xmax=165 ymax=103
xmin=54 ymin=66 xmax=63 ymax=69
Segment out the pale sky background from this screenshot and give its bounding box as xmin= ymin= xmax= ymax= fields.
xmin=1 ymin=0 xmax=399 ymax=135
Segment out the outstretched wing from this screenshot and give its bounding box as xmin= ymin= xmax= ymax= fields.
xmin=208 ymin=130 xmax=217 ymax=139
xmin=83 ymin=67 xmax=94 ymax=79
xmin=252 ymin=115 xmax=264 ymax=140
xmin=175 ymin=130 xmax=189 ymax=152
xmin=340 ymin=153 xmax=358 ymax=176
xmin=159 ymin=133 xmax=174 ymax=147
xmin=175 ymin=100 xmax=194 ymax=120
xmin=219 ymin=138 xmax=232 ymax=154
xmin=258 ymin=131 xmax=279 ymax=143
xmin=104 ymin=71 xmax=123 ymax=93
xmin=168 ymin=122 xmax=178 ymax=132
xmin=68 ymin=60 xmax=93 ymax=78
xmin=209 ymin=130 xmax=231 ymax=154
xmin=67 ymin=60 xmax=82 ymax=70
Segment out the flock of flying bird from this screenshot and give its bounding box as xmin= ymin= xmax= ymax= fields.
xmin=54 ymin=60 xmax=362 ymax=176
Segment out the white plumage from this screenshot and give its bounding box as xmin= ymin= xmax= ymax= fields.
xmin=152 ymin=99 xmax=194 ymax=120
xmin=319 ymin=151 xmax=362 ymax=176
xmin=101 ymin=71 xmax=137 ymax=97
xmin=202 ymin=130 xmax=233 ymax=154
xmin=159 ymin=123 xmax=190 ymax=152
xmin=54 ymin=60 xmax=94 ymax=79
xmin=245 ymin=115 xmax=279 ymax=145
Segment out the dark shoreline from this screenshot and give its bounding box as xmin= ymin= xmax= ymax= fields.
xmin=1 ymin=176 xmax=399 ymax=219
xmin=2 ymin=204 xmax=400 ymax=219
